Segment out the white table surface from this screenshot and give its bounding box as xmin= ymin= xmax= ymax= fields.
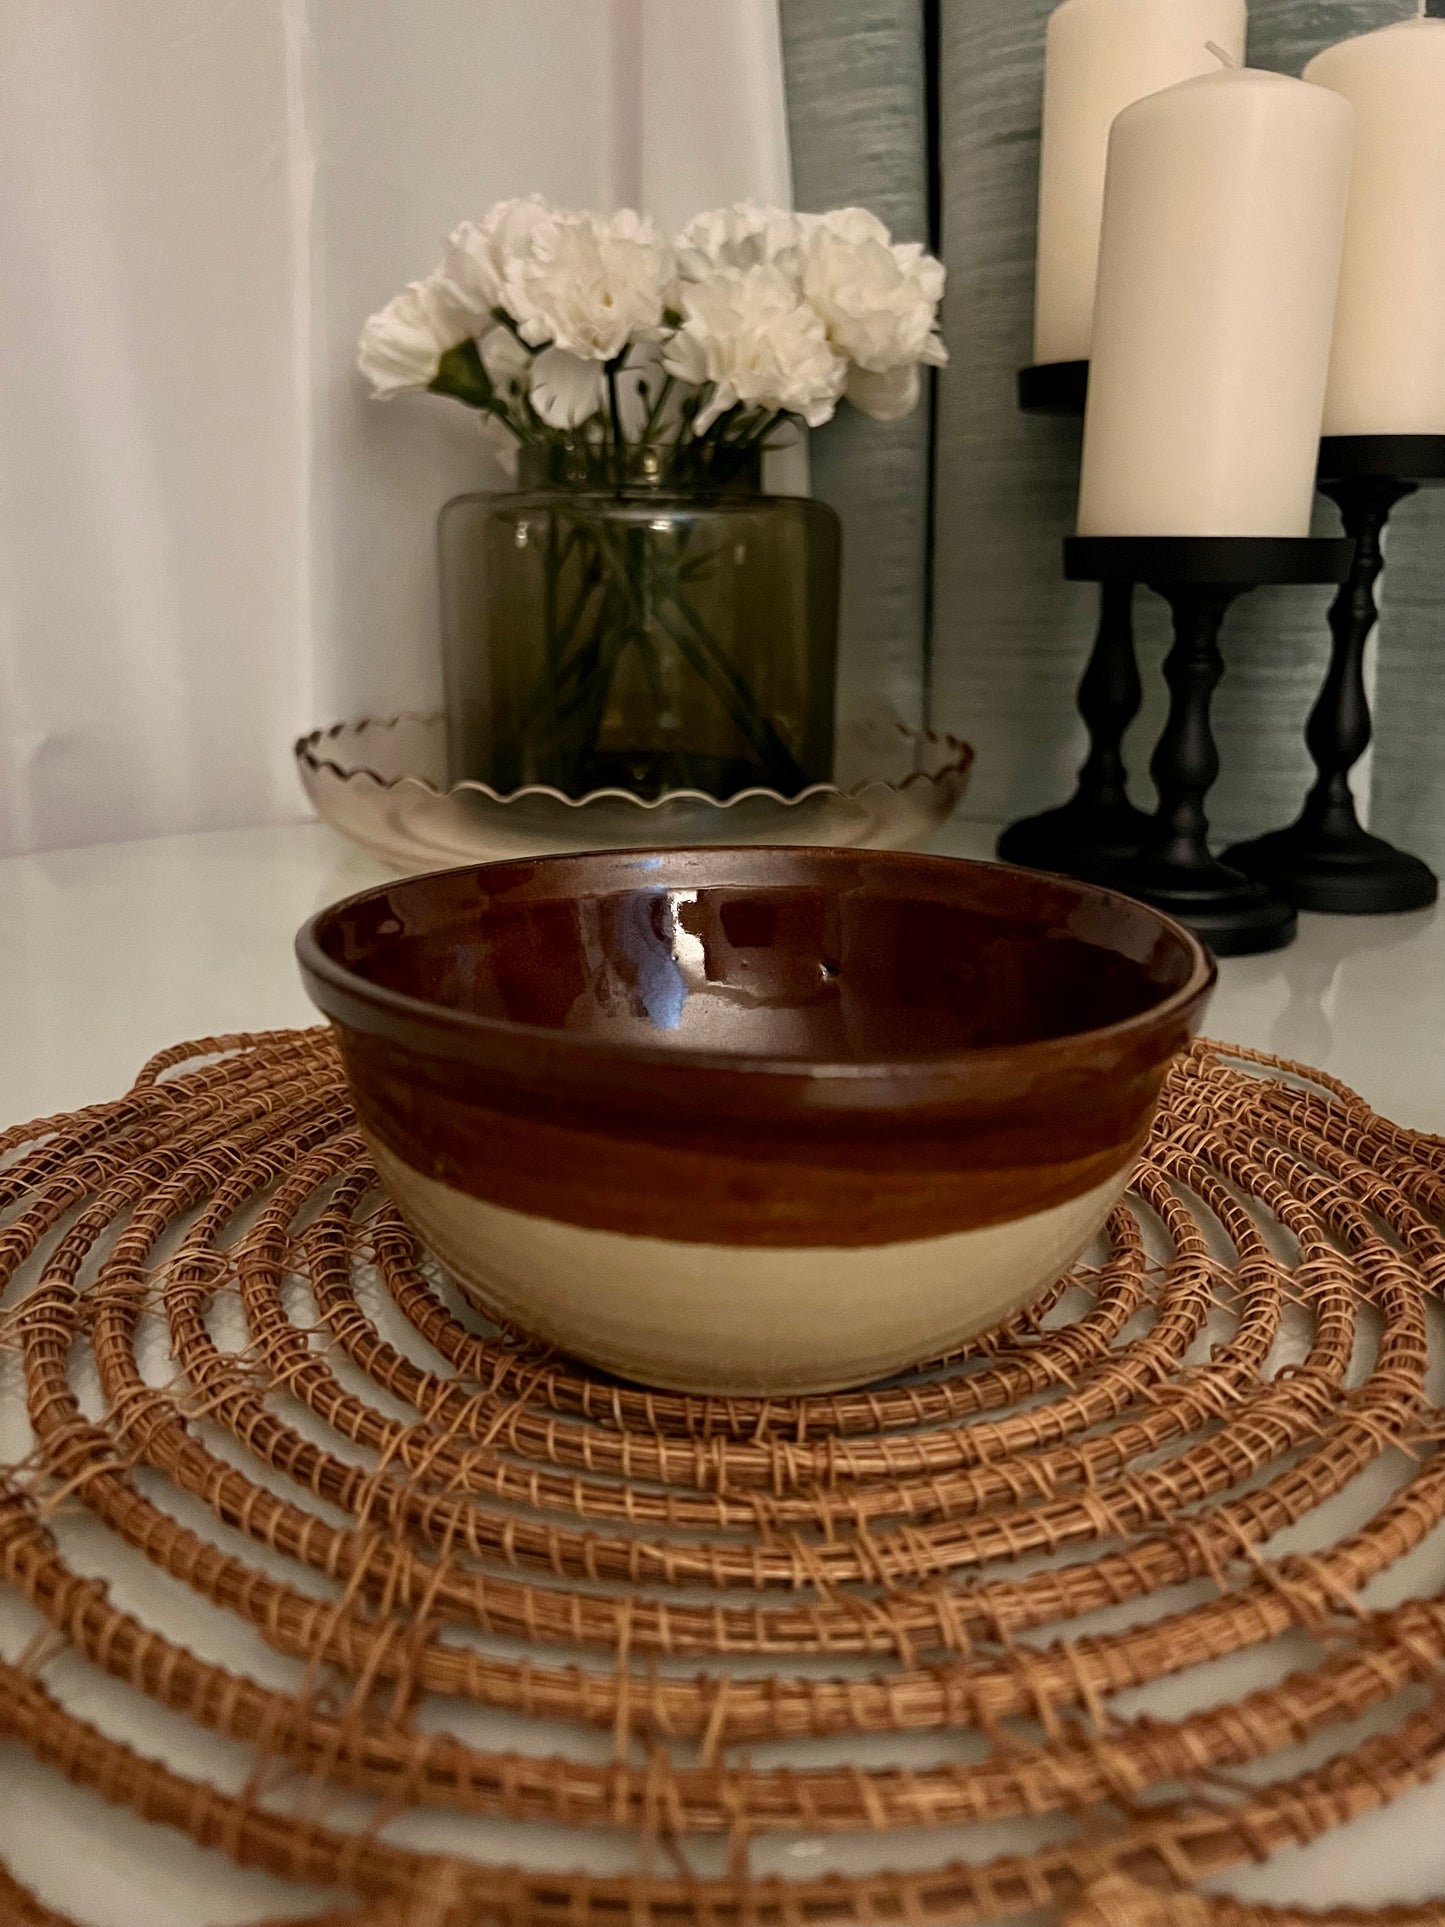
xmin=2 ymin=817 xmax=1445 ymax=1925
xmin=2 ymin=817 xmax=1442 ymax=1132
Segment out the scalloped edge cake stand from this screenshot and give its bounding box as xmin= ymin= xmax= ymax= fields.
xmin=295 ymin=714 xmax=975 ymax=870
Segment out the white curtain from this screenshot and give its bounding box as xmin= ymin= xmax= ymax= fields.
xmin=0 ymin=0 xmax=792 ymax=858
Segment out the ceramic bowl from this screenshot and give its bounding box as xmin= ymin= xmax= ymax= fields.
xmin=296 ymin=849 xmax=1214 ymax=1396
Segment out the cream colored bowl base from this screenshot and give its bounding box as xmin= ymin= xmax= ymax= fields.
xmin=367 ymin=1138 xmax=1132 ymax=1396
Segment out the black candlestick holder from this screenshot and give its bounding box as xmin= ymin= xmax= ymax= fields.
xmin=1065 ymin=535 xmax=1354 ymax=957
xmin=998 ymin=360 xmax=1153 ymax=880
xmin=1225 ymin=435 xmax=1445 ymax=915
xmin=1016 ymin=360 xmax=1088 ymax=415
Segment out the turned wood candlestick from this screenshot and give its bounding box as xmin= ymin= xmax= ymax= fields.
xmin=1065 ymin=535 xmax=1355 ymax=957
xmin=1225 ymin=435 xmax=1445 ymax=915
xmin=997 ymin=361 xmax=1152 ymax=881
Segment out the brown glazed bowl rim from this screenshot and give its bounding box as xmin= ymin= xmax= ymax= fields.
xmin=296 ymin=848 xmax=1216 ymax=1097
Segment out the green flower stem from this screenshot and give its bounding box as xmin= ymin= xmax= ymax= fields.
xmin=559 ymin=579 xmax=634 ymax=758
xmin=543 ymin=516 xmax=560 ymax=681
xmin=490 ymin=449 xmax=809 ymax=795
xmin=615 ymin=521 xmax=805 ymax=789
xmin=656 ymin=590 xmax=808 ymax=791
xmin=541 ymin=520 xmax=590 ymax=680
xmin=506 ymin=562 xmax=605 ymax=728
xmin=647 ymin=524 xmax=816 ymax=786
xmin=542 ymin=515 xmax=804 ymax=793
xmin=640 ymin=374 xmax=675 ymax=444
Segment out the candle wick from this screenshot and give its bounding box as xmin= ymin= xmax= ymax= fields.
xmin=1204 ymin=39 xmax=1239 ymax=68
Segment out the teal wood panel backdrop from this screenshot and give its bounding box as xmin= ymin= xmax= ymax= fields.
xmin=779 ymin=0 xmax=933 ymax=761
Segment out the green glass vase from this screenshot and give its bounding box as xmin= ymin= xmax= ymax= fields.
xmin=439 ymin=443 xmax=840 ymax=800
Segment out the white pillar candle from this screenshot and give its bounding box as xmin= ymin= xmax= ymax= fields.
xmin=1032 ymin=0 xmax=1246 ymax=366
xmin=1307 ymin=17 xmax=1445 ymax=437
xmin=1077 ymin=68 xmax=1352 ymax=538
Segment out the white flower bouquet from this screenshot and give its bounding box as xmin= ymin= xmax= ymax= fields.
xmin=358 ymin=199 xmax=946 ymax=799
xmin=359 ymin=197 xmax=946 ymax=458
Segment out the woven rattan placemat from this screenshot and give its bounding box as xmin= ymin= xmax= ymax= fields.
xmin=2 ymin=1029 xmax=1444 ymax=1926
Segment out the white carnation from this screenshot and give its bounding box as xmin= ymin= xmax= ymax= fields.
xmin=478 ymin=325 xmax=532 ymax=398
xmin=676 ymin=202 xmax=801 ymax=280
xmin=845 ymin=362 xmax=921 ymax=421
xmin=501 ymin=208 xmax=675 ymax=362
xmin=441 ymin=196 xmax=558 ymax=318
xmin=356 ymin=273 xmax=476 ymax=398
xmin=528 ymin=346 xmax=605 ymax=429
xmin=662 ymin=264 xmax=846 ymax=432
xmin=800 ymin=207 xmax=947 ymax=381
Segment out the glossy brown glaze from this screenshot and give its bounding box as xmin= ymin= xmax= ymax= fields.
xmin=297 ymin=849 xmax=1215 ymax=1247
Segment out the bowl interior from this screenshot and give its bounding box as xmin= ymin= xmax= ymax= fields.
xmin=308 ymin=851 xmax=1205 ymax=1066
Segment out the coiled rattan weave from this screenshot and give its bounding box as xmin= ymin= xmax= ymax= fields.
xmin=2 ymin=1029 xmax=1445 ymax=1925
